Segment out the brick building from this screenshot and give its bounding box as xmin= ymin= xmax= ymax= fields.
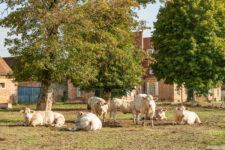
xmin=1 ymin=57 xmax=67 ymax=104
xmin=0 ymin=57 xmax=17 ymax=108
xmin=221 ymin=86 xmax=225 ymax=101
xmin=138 ymin=31 xmax=221 ymax=102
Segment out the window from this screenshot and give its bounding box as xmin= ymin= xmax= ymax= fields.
xmin=147 ymin=49 xmax=154 ymax=55
xmin=149 ymin=68 xmax=154 ymax=75
xmin=155 ymin=82 xmax=159 ymax=96
xmin=146 ymin=82 xmax=150 ymax=95
xmin=0 ymin=83 xmax=5 ymax=88
xmin=77 ymin=87 xmax=81 ymax=97
xmin=139 ymin=84 xmax=143 ymax=94
xmin=185 ymin=88 xmax=188 ymax=94
xmin=176 ymin=86 xmax=180 ymax=95
xmin=146 ymin=82 xmax=157 ymax=96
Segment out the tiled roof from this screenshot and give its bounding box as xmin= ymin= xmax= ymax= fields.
xmin=0 ymin=57 xmax=12 ymax=76
xmin=221 ymin=85 xmax=225 ymax=90
xmin=3 ymin=57 xmax=19 ymax=69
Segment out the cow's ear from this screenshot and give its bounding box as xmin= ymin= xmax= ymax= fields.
xmin=20 ymin=110 xmax=24 ymax=113
xmin=104 ymin=102 xmax=108 ymax=105
xmin=185 ymin=107 xmax=189 ymax=110
xmin=79 ymin=112 xmax=84 ymax=116
xmin=162 ymin=109 xmax=167 ymax=112
xmin=30 ymin=110 xmax=35 ymax=113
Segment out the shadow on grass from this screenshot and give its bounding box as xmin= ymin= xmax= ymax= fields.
xmin=102 ymin=121 xmax=123 ymax=128
xmin=0 ymin=109 xmax=21 ymax=112
xmin=52 ymin=108 xmax=86 ymax=112
xmin=0 ymin=119 xmax=19 ymax=124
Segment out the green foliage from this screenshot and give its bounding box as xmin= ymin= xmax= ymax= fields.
xmin=152 ymin=0 xmax=225 ymax=94
xmin=82 ymin=88 xmax=134 ymax=98
xmin=69 ymin=1 xmax=145 ymax=96
xmin=61 ymin=95 xmax=67 ymax=103
xmin=0 ymin=0 xmax=80 ymax=86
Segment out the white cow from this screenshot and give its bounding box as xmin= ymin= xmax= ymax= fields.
xmin=132 ymin=94 xmax=156 ymax=126
xmin=20 ymin=108 xmax=65 ymax=127
xmin=87 ymin=96 xmax=109 ymax=122
xmin=109 ymin=98 xmax=135 ymax=123
xmin=154 ymin=108 xmax=167 ymax=120
xmin=173 ymin=106 xmax=201 ymax=125
xmin=67 ymin=112 xmax=102 ymax=131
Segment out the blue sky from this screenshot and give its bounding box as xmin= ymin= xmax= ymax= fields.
xmin=0 ymin=2 xmax=163 ymax=57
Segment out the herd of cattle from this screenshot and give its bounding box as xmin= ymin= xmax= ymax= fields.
xmin=20 ymin=94 xmax=201 ymax=131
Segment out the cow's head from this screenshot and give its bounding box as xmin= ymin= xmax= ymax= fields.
xmin=176 ymin=106 xmax=186 ymax=111
xmin=20 ymin=108 xmax=35 ymax=125
xmin=156 ymin=108 xmax=167 ymax=120
xmin=96 ymin=102 xmax=109 ymax=113
xmin=75 ymin=111 xmax=85 ymax=123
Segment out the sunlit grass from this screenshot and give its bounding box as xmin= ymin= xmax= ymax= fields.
xmin=0 ymin=103 xmax=225 ymax=150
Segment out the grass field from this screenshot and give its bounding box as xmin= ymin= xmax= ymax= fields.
xmin=0 ymin=102 xmax=225 ymax=150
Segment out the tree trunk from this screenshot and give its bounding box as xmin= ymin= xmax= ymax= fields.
xmin=211 ymin=89 xmax=214 ymax=107
xmin=102 ymin=90 xmax=111 ymax=102
xmin=181 ymin=87 xmax=183 ymax=105
xmin=192 ymin=89 xmax=195 ymax=106
xmin=36 ymin=84 xmax=53 ymax=111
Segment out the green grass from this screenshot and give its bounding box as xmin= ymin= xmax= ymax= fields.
xmin=0 ymin=103 xmax=225 ymax=150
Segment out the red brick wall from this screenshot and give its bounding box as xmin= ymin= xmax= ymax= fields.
xmin=67 ymin=79 xmax=94 ymax=103
xmin=18 ymin=81 xmax=41 ymax=87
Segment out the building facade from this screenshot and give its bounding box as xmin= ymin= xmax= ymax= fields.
xmin=0 ymin=57 xmax=17 ymax=108
xmin=1 ymin=57 xmax=67 ymax=104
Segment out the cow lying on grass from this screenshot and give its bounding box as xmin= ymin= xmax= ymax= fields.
xmin=141 ymin=107 xmax=167 ymax=121
xmin=132 ymin=94 xmax=156 ymax=126
xmin=173 ymin=106 xmax=201 ymax=125
xmin=67 ymin=112 xmax=102 ymax=131
xmin=154 ymin=108 xmax=167 ymax=120
xmin=87 ymin=97 xmax=109 ymax=122
xmin=20 ymin=108 xmax=65 ymax=127
xmin=109 ymin=98 xmax=134 ymax=123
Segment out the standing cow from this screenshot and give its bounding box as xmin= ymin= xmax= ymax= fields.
xmin=109 ymin=98 xmax=135 ymax=123
xmin=132 ymin=94 xmax=156 ymax=126
xmin=87 ymin=97 xmax=109 ymax=122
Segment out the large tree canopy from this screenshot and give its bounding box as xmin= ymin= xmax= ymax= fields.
xmin=0 ymin=0 xmax=99 ymax=110
xmin=152 ymin=0 xmax=225 ymax=94
xmin=0 ymin=0 xmax=156 ymax=108
xmin=68 ymin=0 xmax=145 ymax=101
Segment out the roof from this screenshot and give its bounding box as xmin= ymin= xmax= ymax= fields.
xmin=3 ymin=57 xmax=19 ymax=69
xmin=222 ymin=85 xmax=225 ymax=91
xmin=0 ymin=57 xmax=12 ymax=76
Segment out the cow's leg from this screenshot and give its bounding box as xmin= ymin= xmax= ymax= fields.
xmin=149 ymin=112 xmax=154 ymax=127
xmin=31 ymin=120 xmax=41 ymax=127
xmin=141 ymin=111 xmax=146 ymax=126
xmin=67 ymin=126 xmax=78 ymax=131
xmin=103 ymin=112 xmax=106 ymax=122
xmin=132 ymin=112 xmax=136 ymax=124
xmin=136 ymin=112 xmax=140 ymax=125
xmin=113 ymin=111 xmax=117 ymax=123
